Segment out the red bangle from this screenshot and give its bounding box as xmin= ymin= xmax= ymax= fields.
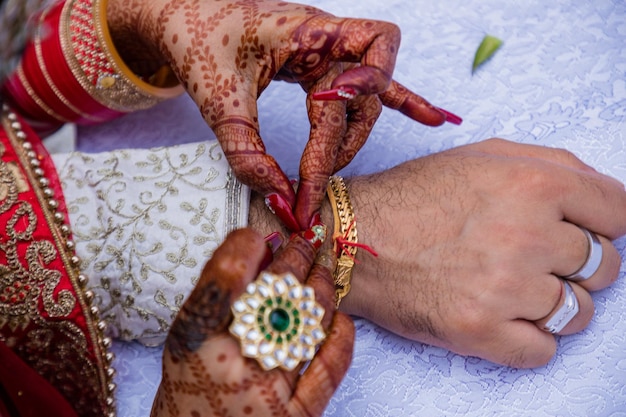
xmin=1 ymin=0 xmax=183 ymax=134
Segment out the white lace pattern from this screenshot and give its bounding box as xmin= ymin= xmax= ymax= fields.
xmin=52 ymin=142 xmax=250 ymax=345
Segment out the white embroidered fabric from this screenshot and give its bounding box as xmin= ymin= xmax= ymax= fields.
xmin=70 ymin=0 xmax=626 ymax=415
xmin=52 ymin=142 xmax=250 ymax=345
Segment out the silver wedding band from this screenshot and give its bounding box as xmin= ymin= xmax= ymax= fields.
xmin=564 ymin=227 xmax=603 ymax=282
xmin=543 ymin=280 xmax=579 ymax=334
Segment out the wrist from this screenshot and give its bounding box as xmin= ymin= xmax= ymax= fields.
xmin=248 ymin=191 xmax=291 ymax=242
xmin=248 ymin=189 xmax=336 ymax=248
xmin=248 ymin=180 xmax=378 ymax=319
xmin=334 ymin=175 xmax=385 ymax=319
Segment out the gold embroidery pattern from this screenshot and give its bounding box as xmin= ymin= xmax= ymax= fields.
xmin=57 ymin=142 xmax=247 ymax=344
xmin=0 ymin=106 xmax=116 ymax=417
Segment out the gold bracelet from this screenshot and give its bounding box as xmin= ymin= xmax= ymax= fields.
xmin=327 ymin=175 xmax=357 ymax=308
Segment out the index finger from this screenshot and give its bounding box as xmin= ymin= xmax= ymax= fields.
xmin=294 ymin=79 xmax=348 ymax=229
xmin=469 ymin=138 xmax=618 ymax=179
xmin=307 ymin=16 xmax=401 ymax=96
xmin=379 ymin=80 xmax=449 ymax=126
xmin=467 ymin=139 xmax=626 ymax=238
xmin=502 ymin=153 xmax=626 ymax=239
xmin=558 ymin=168 xmax=626 ymax=239
xmin=212 ymin=116 xmax=296 ymax=207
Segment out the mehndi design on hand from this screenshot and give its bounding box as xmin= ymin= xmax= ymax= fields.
xmin=152 ymin=228 xmax=354 ymax=417
xmin=107 ymin=0 xmax=461 ymax=230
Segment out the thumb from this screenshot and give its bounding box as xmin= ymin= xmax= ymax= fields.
xmin=167 ymin=228 xmax=268 ymax=357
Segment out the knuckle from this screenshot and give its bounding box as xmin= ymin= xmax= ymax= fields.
xmin=507 ymin=163 xmax=562 ymax=199
xmin=548 ymin=146 xmax=580 ymax=164
xmin=386 ymin=22 xmax=401 ymax=41
xmin=453 ymin=305 xmax=490 ymax=336
xmin=483 ymin=137 xmax=506 ymax=146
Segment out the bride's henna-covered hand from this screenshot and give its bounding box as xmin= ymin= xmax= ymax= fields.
xmin=151 ymin=228 xmax=354 ymax=417
xmin=106 ymin=0 xmax=459 ymax=230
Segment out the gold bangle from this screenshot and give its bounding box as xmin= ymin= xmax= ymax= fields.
xmin=60 ymin=0 xmax=183 ymax=113
xmin=327 ymin=175 xmax=357 ymax=308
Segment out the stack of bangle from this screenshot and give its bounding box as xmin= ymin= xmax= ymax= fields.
xmin=1 ymin=0 xmax=183 ymax=135
xmin=327 ymin=175 xmax=358 ymax=308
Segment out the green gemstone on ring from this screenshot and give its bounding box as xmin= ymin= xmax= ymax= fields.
xmin=269 ymin=307 xmax=290 ymax=332
xmin=229 ymin=271 xmax=327 ymax=371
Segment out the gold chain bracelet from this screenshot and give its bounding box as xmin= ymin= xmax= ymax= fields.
xmin=327 ymin=175 xmax=357 ymax=308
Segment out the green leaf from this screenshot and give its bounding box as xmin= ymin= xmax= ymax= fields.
xmin=472 ymin=35 xmax=503 ymax=73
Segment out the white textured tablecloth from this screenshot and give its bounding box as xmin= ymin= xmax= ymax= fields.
xmin=76 ymin=0 xmax=626 ymax=415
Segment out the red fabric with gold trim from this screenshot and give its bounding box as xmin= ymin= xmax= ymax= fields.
xmin=0 ymin=341 xmax=79 ymax=417
xmin=0 ymin=109 xmax=114 ymax=417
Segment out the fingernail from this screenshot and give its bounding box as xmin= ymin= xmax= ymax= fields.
xmin=264 ymin=193 xmax=300 ymax=232
xmin=259 ymin=232 xmax=284 ymax=271
xmin=299 ymin=222 xmax=327 ymax=250
xmin=309 ymin=212 xmax=322 ymax=229
xmin=264 ymin=231 xmax=284 ymax=253
xmin=312 ymin=86 xmax=358 ymax=101
xmin=436 ymin=107 xmax=463 ymax=125
xmin=259 ymin=245 xmax=273 ymax=272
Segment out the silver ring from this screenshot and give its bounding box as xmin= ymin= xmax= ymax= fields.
xmin=543 ymin=280 xmax=579 ymax=334
xmin=564 ymin=227 xmax=602 ymax=282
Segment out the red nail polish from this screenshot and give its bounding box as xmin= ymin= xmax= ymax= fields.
xmin=259 ymin=232 xmax=284 ymax=271
xmin=309 ymin=212 xmax=322 ymax=228
xmin=299 ymin=222 xmax=327 ymax=250
xmin=312 ymin=86 xmax=358 ymax=101
xmin=264 ymin=193 xmax=300 ymax=232
xmin=436 ymin=107 xmax=463 ymax=125
xmin=264 ymin=232 xmax=284 ymax=253
xmin=259 ymin=245 xmax=273 ymax=272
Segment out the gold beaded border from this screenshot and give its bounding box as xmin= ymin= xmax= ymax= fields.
xmin=1 ymin=104 xmax=117 ymax=417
